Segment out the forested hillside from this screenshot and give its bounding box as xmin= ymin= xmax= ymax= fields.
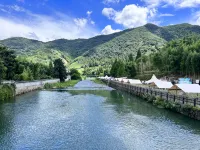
xmin=1 ymin=23 xmax=200 ymax=72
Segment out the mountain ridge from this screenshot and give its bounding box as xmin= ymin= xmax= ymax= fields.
xmin=1 ymin=23 xmax=200 ymax=68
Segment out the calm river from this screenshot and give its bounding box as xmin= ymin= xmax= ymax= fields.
xmin=0 ymin=80 xmax=200 ymax=150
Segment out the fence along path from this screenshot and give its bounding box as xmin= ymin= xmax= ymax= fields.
xmin=106 ymin=80 xmax=200 ymax=107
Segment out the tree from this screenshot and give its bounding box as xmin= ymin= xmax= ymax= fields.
xmin=136 ymin=50 xmax=142 ymax=60
xmin=110 ymin=59 xmax=125 ymax=77
xmin=48 ymin=61 xmax=54 ymax=77
xmin=32 ymin=63 xmax=40 ymax=80
xmin=110 ymin=59 xmax=118 ymax=77
xmin=70 ymin=68 xmax=82 ymax=80
xmin=0 ymin=46 xmax=17 ymax=80
xmin=128 ymin=53 xmax=134 ymax=61
xmin=20 ymin=67 xmax=33 ymax=81
xmin=0 ymin=59 xmax=6 ymax=84
xmin=53 ymin=59 xmax=67 ymax=82
xmin=125 ymin=62 xmax=137 ymax=78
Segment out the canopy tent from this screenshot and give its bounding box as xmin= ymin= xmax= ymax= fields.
xmin=116 ymin=78 xmax=123 ymax=82
xmin=150 ymin=80 xmax=173 ymax=89
xmin=146 ymin=74 xmax=159 ymax=84
xmin=122 ymin=79 xmax=129 ymax=83
xmin=169 ymin=84 xmax=200 ymax=93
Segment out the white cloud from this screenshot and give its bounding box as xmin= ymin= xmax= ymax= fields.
xmin=91 ymin=21 xmax=95 ymax=25
xmin=0 ymin=10 xmax=99 ymax=42
xmin=190 ymin=11 xmax=200 ymax=25
xmin=141 ymin=0 xmax=200 ymax=8
xmin=87 ymin=11 xmax=92 ymax=16
xmin=103 ymin=0 xmax=120 ymax=5
xmin=74 ymin=18 xmax=88 ymax=28
xmin=159 ymin=13 xmax=174 ymax=17
xmin=101 ymin=25 xmax=121 ymax=35
xmin=102 ymin=4 xmax=156 ymax=28
xmin=102 ymin=8 xmax=116 ymax=19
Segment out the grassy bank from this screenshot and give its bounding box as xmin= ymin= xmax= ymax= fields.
xmin=0 ymin=84 xmax=15 ymax=102
xmin=93 ymin=78 xmax=106 ymax=85
xmin=44 ymin=80 xmax=80 ymax=89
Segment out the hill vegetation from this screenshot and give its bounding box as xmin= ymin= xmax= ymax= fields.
xmin=1 ymin=23 xmax=200 ymax=75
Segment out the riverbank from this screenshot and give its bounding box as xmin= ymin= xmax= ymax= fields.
xmin=92 ymin=78 xmax=106 ymax=85
xmin=103 ymin=79 xmax=200 ymax=120
xmin=44 ymin=80 xmax=80 ymax=89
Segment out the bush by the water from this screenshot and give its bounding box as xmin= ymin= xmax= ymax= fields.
xmin=70 ymin=69 xmax=82 ymax=80
xmin=44 ymin=80 xmax=80 ymax=89
xmin=0 ymin=84 xmax=15 ymax=102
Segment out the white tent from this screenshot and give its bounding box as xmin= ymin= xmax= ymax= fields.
xmin=146 ymin=74 xmax=159 ymax=84
xmin=170 ymin=84 xmax=200 ymax=93
xmin=129 ymin=79 xmax=142 ymax=84
xmin=150 ymin=80 xmax=173 ymax=89
xmin=122 ymin=79 xmax=129 ymax=83
xmin=117 ymin=78 xmax=124 ymax=82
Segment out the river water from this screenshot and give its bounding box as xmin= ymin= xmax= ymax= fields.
xmin=0 ymin=80 xmax=200 ymax=150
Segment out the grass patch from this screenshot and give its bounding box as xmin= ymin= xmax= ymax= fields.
xmin=44 ymin=80 xmax=80 ymax=89
xmin=92 ymin=78 xmax=106 ymax=85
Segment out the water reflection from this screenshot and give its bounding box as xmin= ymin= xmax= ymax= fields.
xmin=0 ymin=80 xmax=200 ymax=149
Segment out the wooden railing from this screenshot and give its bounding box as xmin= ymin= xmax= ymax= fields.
xmin=104 ymin=80 xmax=200 ymax=107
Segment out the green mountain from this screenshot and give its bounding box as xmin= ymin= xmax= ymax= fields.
xmin=1 ymin=23 xmax=200 ymax=68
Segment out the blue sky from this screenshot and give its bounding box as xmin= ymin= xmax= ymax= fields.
xmin=0 ymin=0 xmax=200 ymax=41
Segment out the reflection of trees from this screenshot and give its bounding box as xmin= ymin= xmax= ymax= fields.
xmin=67 ymin=90 xmax=112 ymax=98
xmin=61 ymin=89 xmax=200 ymax=133
xmin=0 ymin=104 xmax=14 ymax=148
xmin=106 ymin=91 xmax=200 ymax=133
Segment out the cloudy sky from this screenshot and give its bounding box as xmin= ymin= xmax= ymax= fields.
xmin=0 ymin=0 xmax=200 ymax=41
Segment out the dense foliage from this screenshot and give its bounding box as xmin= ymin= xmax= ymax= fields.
xmin=0 ymin=84 xmax=15 ymax=102
xmin=0 ymin=46 xmax=55 ymax=82
xmin=70 ymin=69 xmax=82 ymax=80
xmin=151 ymin=36 xmax=200 ymax=77
xmin=2 ymin=23 xmax=200 ymax=72
xmin=110 ymin=58 xmax=137 ymax=78
xmin=53 ymin=59 xmax=67 ymax=82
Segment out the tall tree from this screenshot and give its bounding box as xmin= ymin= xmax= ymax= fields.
xmin=128 ymin=53 xmax=134 ymax=62
xmin=53 ymin=59 xmax=67 ymax=82
xmin=0 ymin=59 xmax=6 ymax=84
xmin=0 ymin=47 xmax=17 ymax=80
xmin=135 ymin=50 xmax=142 ymax=60
xmin=48 ymin=61 xmax=54 ymax=77
xmin=125 ymin=62 xmax=137 ymax=78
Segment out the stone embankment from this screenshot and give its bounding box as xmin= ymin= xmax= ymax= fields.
xmin=15 ymin=79 xmax=59 ymax=95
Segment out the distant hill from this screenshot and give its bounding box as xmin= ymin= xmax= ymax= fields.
xmin=1 ymin=23 xmax=200 ymax=67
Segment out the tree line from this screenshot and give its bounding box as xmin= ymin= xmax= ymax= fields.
xmin=0 ymin=46 xmax=81 ymax=83
xmin=109 ymin=36 xmax=200 ymax=79
xmin=151 ymin=36 xmax=200 ymax=78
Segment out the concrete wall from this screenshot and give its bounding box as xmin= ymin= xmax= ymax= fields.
xmin=15 ymin=79 xmax=59 ymax=95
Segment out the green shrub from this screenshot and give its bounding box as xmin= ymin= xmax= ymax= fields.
xmin=164 ymin=101 xmax=174 ymax=109
xmin=153 ymin=96 xmax=165 ymax=108
xmin=44 ymin=83 xmax=53 ymax=89
xmin=0 ymin=84 xmax=15 ymax=102
xmin=147 ymin=95 xmax=156 ymax=103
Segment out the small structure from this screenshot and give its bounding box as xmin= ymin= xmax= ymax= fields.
xmin=150 ymin=80 xmax=173 ymax=89
xmin=169 ymin=84 xmax=200 ymax=94
xmin=178 ymin=78 xmax=192 ymax=84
